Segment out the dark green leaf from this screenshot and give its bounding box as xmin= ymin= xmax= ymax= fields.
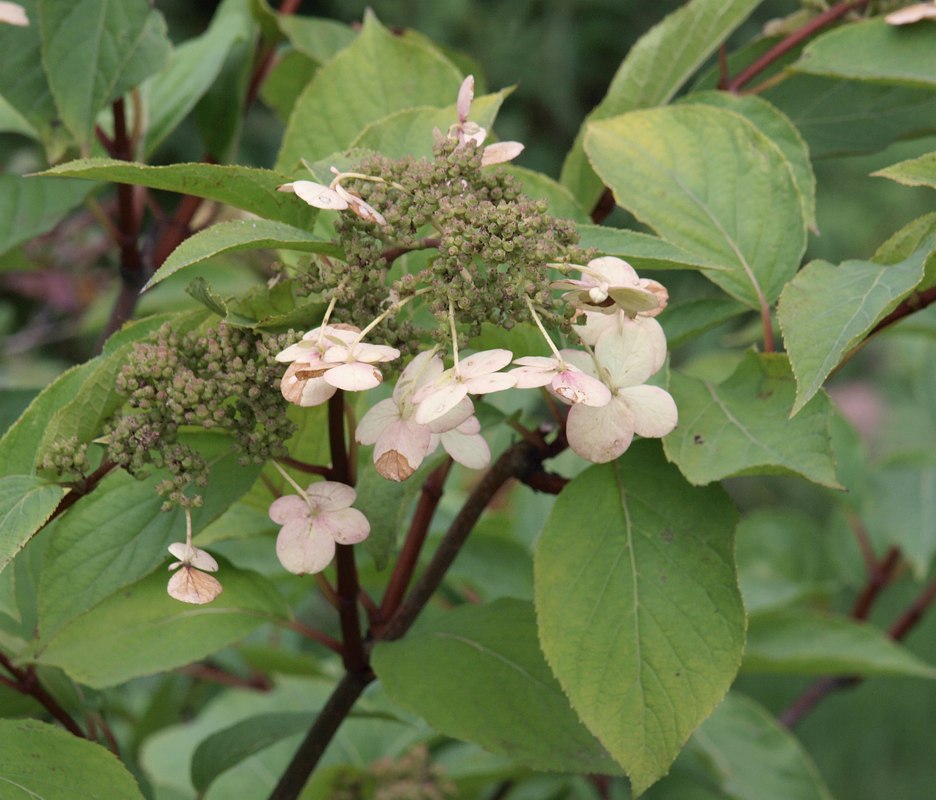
xmin=0 ymin=476 xmax=65 ymax=573
xmin=0 ymin=175 xmax=90 ymax=257
xmin=661 ymin=297 xmax=749 ymax=348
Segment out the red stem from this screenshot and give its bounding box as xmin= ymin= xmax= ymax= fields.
xmin=726 ymin=1 xmax=869 ymax=93
xmin=0 ymin=654 xmax=86 ymax=738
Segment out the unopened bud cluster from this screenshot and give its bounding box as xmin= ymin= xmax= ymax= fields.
xmin=106 ymin=323 xmax=295 ymax=508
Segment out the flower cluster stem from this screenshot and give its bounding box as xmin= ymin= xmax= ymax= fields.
xmin=0 ymin=652 xmax=86 ymax=738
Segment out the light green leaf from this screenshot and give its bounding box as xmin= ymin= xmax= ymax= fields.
xmin=778 ymin=239 xmax=934 ymax=414
xmin=661 ymin=693 xmax=834 ymax=800
xmin=39 ymin=439 xmax=261 ymax=638
xmin=0 ymin=175 xmax=91 ymax=257
xmin=744 ymin=608 xmax=936 ymax=678
xmin=35 ymin=558 xmax=289 ymax=688
xmin=0 ymin=363 xmax=97 ymax=477
xmin=534 ymin=443 xmax=744 ymax=795
xmin=276 ymin=15 xmax=356 ymax=62
xmin=191 ymin=712 xmax=314 ymax=793
xmin=350 ymin=89 xmax=511 ymax=161
xmin=142 ymin=0 xmax=251 ymax=155
xmin=575 ymin=225 xmax=726 ymax=272
xmin=146 ymin=219 xmax=341 ymax=290
xmin=873 ymin=151 xmax=936 ymax=191
xmin=874 ymin=212 xmax=936 ymax=264
xmin=260 ymin=49 xmax=318 ymax=121
xmin=664 ymin=351 xmax=840 ymax=488
xmin=372 ymin=598 xmax=621 ymax=775
xmin=793 ymin=17 xmax=936 ymax=89
xmin=661 ymin=297 xmax=749 ymax=349
xmin=276 ymin=10 xmax=462 ymax=170
xmin=585 ymin=105 xmax=807 ymax=308
xmin=0 ymin=476 xmax=66 ymax=573
xmin=38 ymin=0 xmax=171 ymax=146
xmin=0 ymin=718 xmax=144 ymax=799
xmin=0 ymin=0 xmax=71 ymax=157
xmin=863 ymin=452 xmax=936 ymax=579
xmin=679 ymin=91 xmax=817 ymax=231
xmin=0 ymin=94 xmax=35 ymax=138
xmin=560 ymin=0 xmax=762 ymax=208
xmin=38 ymin=159 xmax=317 ymax=229
xmin=736 ymin=509 xmax=837 ymax=613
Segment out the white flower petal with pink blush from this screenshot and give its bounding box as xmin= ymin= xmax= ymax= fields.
xmin=433 ymin=416 xmax=491 ymax=469
xmin=323 ymin=361 xmax=384 ymax=391
xmin=278 ymin=180 xmax=348 ymax=210
xmin=574 ymin=312 xmax=667 ymax=372
xmin=620 ymin=385 xmax=679 ymax=438
xmin=269 ymin=482 xmax=370 ymax=575
xmin=554 ymin=256 xmax=667 ymax=317
xmin=457 ymin=75 xmax=474 ymax=122
xmin=167 ymin=542 xmax=222 ymax=605
xmin=886 ymin=2 xmax=936 ymax=24
xmin=510 ymin=355 xmax=611 ymax=407
xmin=0 ymin=2 xmax=28 ymax=25
xmin=594 ymin=320 xmax=665 ymax=387
xmin=280 ymin=362 xmax=338 ymax=407
xmin=481 ymin=141 xmax=524 ymax=166
xmin=414 ymin=349 xmax=515 ymax=424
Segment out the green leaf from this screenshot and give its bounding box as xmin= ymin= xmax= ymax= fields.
xmin=372 ymin=598 xmax=621 ymax=775
xmin=142 ymin=0 xmax=252 ymax=155
xmin=560 ymin=0 xmax=762 ymax=208
xmin=260 ymin=49 xmax=318 ymax=122
xmin=664 ymin=352 xmax=840 ymax=487
xmin=585 ymin=105 xmax=806 ymax=308
xmin=766 ymin=75 xmax=936 ymax=159
xmin=534 ymin=443 xmax=745 ymax=795
xmin=39 ymin=439 xmax=261 ymax=638
xmin=0 ymin=718 xmax=144 ymax=799
xmin=0 ymin=175 xmax=91 ymax=257
xmin=277 ymin=15 xmax=356 ymax=62
xmin=873 ymin=151 xmax=936 ymax=191
xmin=863 ymin=452 xmax=936 ymax=579
xmin=276 ymin=11 xmax=462 ymax=170
xmin=146 ymin=219 xmax=340 ymax=290
xmin=661 ymin=297 xmax=750 ymax=349
xmin=660 ymin=693 xmax=834 ymax=800
xmin=35 ymin=557 xmax=289 ymax=688
xmin=0 ymin=0 xmax=71 ymax=158
xmin=793 ymin=18 xmax=936 ymax=89
xmin=0 ymin=476 xmax=66 ymax=573
xmin=743 ymin=609 xmax=936 ymax=678
xmin=350 ymin=89 xmax=510 ymax=161
xmin=736 ymin=509 xmax=836 ymax=613
xmin=38 ymin=0 xmax=171 ymax=146
xmin=575 ymin=225 xmax=726 ymax=272
xmin=778 ymin=239 xmax=934 ymax=414
xmin=0 ymin=362 xmax=97 ymax=478
xmin=874 ymin=212 xmax=936 ymax=264
xmin=38 ymin=159 xmax=318 ymax=229
xmin=191 ymin=712 xmax=314 ymax=793
xmin=679 ymin=91 xmax=817 ymax=231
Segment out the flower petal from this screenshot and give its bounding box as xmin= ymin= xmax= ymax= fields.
xmin=481 ymin=141 xmax=524 ymax=166
xmin=464 ymin=371 xmax=516 ymax=395
xmin=551 ymin=370 xmax=612 ymax=407
xmin=374 ymin=419 xmax=432 ymax=481
xmin=619 ymin=385 xmax=678 ymax=438
xmin=356 ymin=398 xmax=401 ymax=445
xmin=305 ymin=481 xmax=356 ymax=511
xmin=566 ymin=398 xmax=636 ymax=463
xmin=167 ymin=566 xmax=223 ymax=604
xmin=279 ymin=180 xmax=348 ymax=210
xmin=459 ymin=349 xmax=514 ymax=378
xmin=415 ymin=383 xmax=470 ymax=425
xmin=427 ymin=397 xmax=474 ymax=433
xmin=324 ymin=362 xmax=383 ymax=391
xmin=0 ymin=2 xmax=29 ymax=26
xmin=322 ymin=508 xmax=371 ymax=545
xmin=440 ymin=428 xmax=490 ymax=470
xmin=276 ymin=522 xmax=336 ymax=575
xmin=268 ymin=494 xmax=309 ymax=524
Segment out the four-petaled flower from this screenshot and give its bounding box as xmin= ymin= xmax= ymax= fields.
xmin=167 ymin=541 xmax=223 ymax=605
xmin=269 ymin=482 xmax=371 ymax=575
xmin=553 ymin=256 xmax=668 ymax=317
xmin=510 ymin=354 xmax=612 ymax=407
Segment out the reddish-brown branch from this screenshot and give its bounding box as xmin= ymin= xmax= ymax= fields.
xmin=590 ymin=189 xmax=615 ymax=225
xmin=0 ymin=654 xmax=86 ymax=738
xmin=519 ymin=468 xmax=569 ymax=495
xmin=379 ymin=238 xmax=441 ymax=265
xmin=888 ymin=577 xmax=936 ymax=641
xmin=378 ymin=458 xmax=454 ymax=624
xmin=283 ymin=620 xmax=344 ymax=656
xmin=726 ymin=1 xmax=869 ymax=93
xmin=716 ymin=44 xmax=730 ymax=90
xmin=851 ymin=546 xmax=900 ymax=621
xmin=335 ymin=546 xmax=367 ymax=672
xmin=279 ymin=456 xmax=333 ymax=478
xmin=179 ymin=662 xmax=274 ymax=691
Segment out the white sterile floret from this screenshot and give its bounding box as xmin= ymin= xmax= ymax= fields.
xmin=564 ymin=321 xmax=677 ymax=463
xmin=269 ymin=482 xmax=370 ymax=575
xmin=277 ymin=180 xmax=348 ymax=210
xmin=333 ymin=183 xmax=388 ymax=226
xmin=510 ymin=355 xmax=611 ymax=407
xmin=413 ymin=349 xmax=515 ymax=424
xmin=167 ymin=541 xmax=222 ymax=605
xmin=0 ymin=2 xmax=28 ymax=25
xmin=448 ymin=74 xmax=524 ymax=165
xmin=553 ymin=256 xmax=668 ymax=317
xmin=357 ymin=350 xmax=489 ymax=481
xmin=885 ymin=2 xmax=936 ymax=25
xmin=481 ymin=141 xmax=525 ymax=166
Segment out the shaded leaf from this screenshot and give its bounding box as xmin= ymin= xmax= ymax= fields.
xmin=146 ymin=219 xmax=341 ymax=290
xmin=744 ymin=608 xmax=936 ymax=678
xmin=38 ymin=0 xmax=171 ymax=146
xmin=560 ymin=0 xmax=762 ymax=208
xmin=39 ymin=159 xmax=318 ymax=229
xmin=661 ymin=297 xmax=749 ymax=349
xmin=534 ymin=443 xmax=744 ymax=795
xmin=873 ymin=151 xmax=936 ymax=191
xmin=794 ymin=18 xmax=936 ymax=88
xmin=0 ymin=476 xmax=66 ymax=573
xmin=276 ymin=11 xmax=462 ymax=170
xmin=0 ymin=175 xmax=91 ymax=257
xmin=585 ymin=105 xmax=806 ymax=308
xmin=0 ymin=718 xmax=144 ymax=799
xmin=372 ymin=598 xmax=621 ymax=775
xmin=663 ymin=352 xmax=840 ymax=487
xmin=276 ymin=14 xmax=356 ymax=62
